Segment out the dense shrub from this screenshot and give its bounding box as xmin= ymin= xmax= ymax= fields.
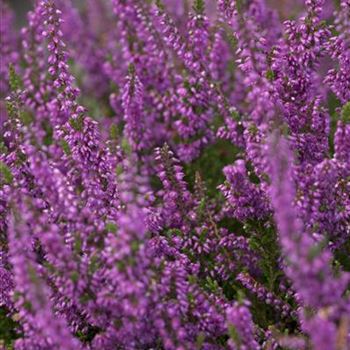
xmin=0 ymin=0 xmax=349 ymax=349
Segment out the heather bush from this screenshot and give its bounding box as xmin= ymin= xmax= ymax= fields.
xmin=0 ymin=0 xmax=349 ymax=349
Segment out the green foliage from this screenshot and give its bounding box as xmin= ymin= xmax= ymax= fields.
xmin=128 ymin=63 xmax=136 ymax=76
xmin=0 ymin=308 xmax=20 ymax=348
xmin=328 ymin=97 xmax=349 ymax=155
xmin=121 ymin=137 xmax=132 ymax=155
xmin=228 ymin=324 xmax=242 ymax=346
xmin=74 ymin=235 xmax=83 ymax=254
xmin=6 ymin=65 xmax=32 ymax=126
xmin=69 ymin=115 xmax=84 ymax=131
xmin=204 ymin=276 xmax=220 ymax=294
xmin=341 ymin=101 xmax=350 ymax=123
xmin=70 ymin=271 xmax=79 ymax=283
xmin=196 ymin=332 xmax=206 ymax=349
xmin=42 ymin=121 xmax=53 ymax=146
xmin=265 ymin=69 xmax=275 ymax=81
xmin=109 ymin=124 xmax=120 ymax=140
xmin=60 ymin=139 xmax=71 ymax=155
xmin=115 ymin=164 xmax=123 ymax=176
xmin=193 ymin=0 xmax=205 ymax=14
xmin=0 ymin=162 xmax=13 ymax=185
xmin=75 ymin=325 xmax=101 ymax=344
xmin=5 ymin=98 xmax=19 ymax=120
xmin=247 ymin=221 xmax=283 ymax=292
xmin=335 ymin=239 xmax=350 ymax=272
xmin=105 ymin=221 xmax=118 ymax=233
xmin=184 ymin=140 xmax=239 ymax=197
xmin=155 ymin=0 xmax=165 ymax=10
xmin=20 ymin=111 xmax=34 ymax=126
xmin=88 ymin=255 xmax=100 ymax=275
xmin=8 ymin=64 xmax=23 ymax=92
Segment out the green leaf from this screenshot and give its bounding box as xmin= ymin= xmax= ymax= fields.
xmin=0 ymin=307 xmax=20 ymax=347
xmin=121 ymin=138 xmax=132 ymax=155
xmin=188 ymin=275 xmax=197 ymax=284
xmin=5 ymin=99 xmax=17 ymax=119
xmin=131 ymin=240 xmax=140 ymax=253
xmin=155 ymin=0 xmax=165 ymax=10
xmin=193 ymin=0 xmax=205 ymax=14
xmin=74 ymin=235 xmax=82 ymax=254
xmin=228 ymin=324 xmax=242 ymax=346
xmin=0 ymin=141 xmax=8 ymax=154
xmin=8 ymin=64 xmax=23 ymax=92
xmin=128 ymin=63 xmax=136 ymax=76
xmin=205 ymin=276 xmax=219 ymax=293
xmin=42 ymin=121 xmax=53 ymax=145
xmin=0 ymin=162 xmax=13 ymax=185
xmin=79 ymin=292 xmax=92 ymax=304
xmin=109 ymin=124 xmax=119 ymax=140
xmin=105 ymin=221 xmax=118 ymax=233
xmin=265 ymin=69 xmax=275 ymax=81
xmin=69 ymin=115 xmax=84 ymax=131
xmin=70 ymin=271 xmax=79 ymax=283
xmin=115 ymin=165 xmax=123 ymax=176
xmin=88 ymin=255 xmax=100 ymax=275
xmin=60 ymin=139 xmax=71 ymax=155
xmin=196 ymin=332 xmax=205 ymax=348
xmin=341 ymin=101 xmax=350 ymax=123
xmin=23 ymin=300 xmax=33 ymax=312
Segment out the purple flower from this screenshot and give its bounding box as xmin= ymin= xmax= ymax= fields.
xmin=1 ymin=1 xmax=349 ymax=348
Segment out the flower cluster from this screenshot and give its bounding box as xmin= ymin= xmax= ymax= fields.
xmin=0 ymin=0 xmax=349 ymax=349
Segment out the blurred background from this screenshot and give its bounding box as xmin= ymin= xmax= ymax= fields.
xmin=4 ymin=1 xmax=32 ymax=27
xmin=2 ymin=0 xmax=337 ymax=29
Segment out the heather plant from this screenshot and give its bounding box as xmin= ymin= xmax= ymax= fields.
xmin=0 ymin=0 xmax=349 ymax=349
